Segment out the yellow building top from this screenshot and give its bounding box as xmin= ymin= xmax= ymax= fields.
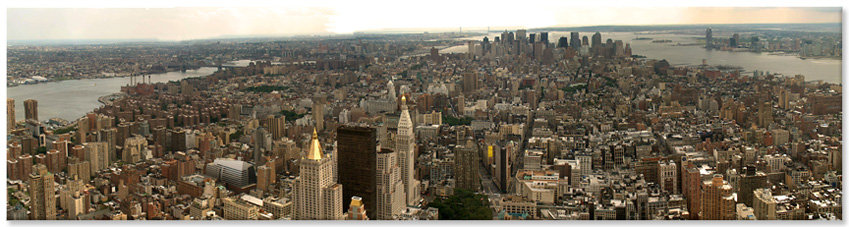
xmin=306 ymin=128 xmax=324 ymax=160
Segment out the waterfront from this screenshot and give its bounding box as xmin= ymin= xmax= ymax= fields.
xmin=7 ymin=67 xmax=220 ymax=122
xmin=454 ymin=31 xmax=842 ymax=84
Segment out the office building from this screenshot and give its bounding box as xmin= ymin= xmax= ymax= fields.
xmin=396 ymin=96 xmax=420 ymax=205
xmin=375 ymin=148 xmax=405 ymax=220
xmin=294 ymin=129 xmax=343 ymax=220
xmin=700 ymin=174 xmax=735 ymax=220
xmin=337 ymin=125 xmax=378 ymax=216
xmin=570 ymin=32 xmax=581 ymax=49
xmin=257 ymin=164 xmax=275 ymax=193
xmin=705 ymin=27 xmax=713 ymax=49
xmin=455 ymin=139 xmax=480 ymax=191
xmin=206 ymin=158 xmax=257 ymax=188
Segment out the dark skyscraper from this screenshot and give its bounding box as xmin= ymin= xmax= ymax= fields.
xmin=570 ymin=32 xmax=581 ymax=49
xmin=557 ymin=37 xmax=568 ymax=48
xmin=705 ymin=27 xmax=713 ymax=49
xmin=731 ymin=33 xmax=740 ymax=47
xmin=582 ymin=36 xmax=589 ymax=46
xmin=336 ymin=125 xmax=378 ymax=216
xmin=540 ymin=32 xmax=549 ymax=45
xmin=529 ymin=33 xmax=536 ymax=44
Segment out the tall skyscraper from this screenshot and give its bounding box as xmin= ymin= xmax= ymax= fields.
xmin=557 ymin=37 xmax=568 ymax=48
xmin=336 ymin=125 xmax=378 ymax=216
xmin=516 ymin=29 xmax=527 ymax=43
xmin=395 ymin=96 xmax=420 ymax=205
xmin=7 ymin=98 xmax=14 ymax=131
xmin=253 ymin=127 xmax=270 ymax=165
xmin=540 ymin=32 xmax=549 ymax=46
xmin=29 ymin=164 xmax=56 ymax=220
xmin=592 ymin=32 xmax=602 ymax=48
xmin=24 ymin=99 xmax=38 ymax=121
xmin=705 ymin=27 xmax=713 ymax=49
xmin=375 ymin=148 xmax=405 ymax=220
xmin=570 ymin=32 xmax=581 ymax=49
xmin=295 ymin=129 xmax=343 ymax=220
xmin=731 ymin=33 xmax=740 ymax=47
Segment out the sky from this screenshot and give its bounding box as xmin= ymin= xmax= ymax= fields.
xmin=4 ymin=1 xmax=845 ymax=41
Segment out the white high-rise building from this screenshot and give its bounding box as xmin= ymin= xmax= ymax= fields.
xmin=387 ymin=80 xmax=396 ymax=100
xmin=395 ymin=96 xmax=420 ymax=205
xmin=294 ymin=129 xmax=344 ymax=220
xmin=375 ymin=148 xmax=405 ymax=220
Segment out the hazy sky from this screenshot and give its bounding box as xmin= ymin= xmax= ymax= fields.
xmin=6 ymin=6 xmax=843 ymax=41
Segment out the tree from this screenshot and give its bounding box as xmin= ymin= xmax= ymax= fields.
xmin=427 ymin=189 xmax=493 ymax=220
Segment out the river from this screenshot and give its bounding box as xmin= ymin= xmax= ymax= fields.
xmin=7 ymin=67 xmax=220 ymax=122
xmin=449 ymin=31 xmax=842 ymax=84
xmin=7 ymin=59 xmax=260 ymax=122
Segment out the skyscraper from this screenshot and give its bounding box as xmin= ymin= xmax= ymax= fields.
xmin=455 ymin=139 xmax=480 ymax=191
xmin=24 ymin=99 xmax=38 ymax=121
xmin=396 ymin=96 xmax=420 ymax=205
xmin=253 ymin=127 xmax=270 ymax=165
xmin=540 ymin=32 xmax=549 ymax=46
xmin=29 ymin=164 xmax=56 ymax=220
xmin=336 ymin=125 xmax=378 ymax=216
xmin=592 ymin=32 xmax=602 ymax=48
xmin=295 ymin=129 xmax=343 ymax=220
xmin=705 ymin=27 xmax=713 ymax=49
xmin=516 ymin=29 xmax=527 ymax=43
xmin=557 ymin=37 xmax=568 ymax=48
xmin=7 ymin=98 xmax=14 ymax=131
xmin=731 ymin=33 xmax=740 ymax=47
xmin=375 ymin=148 xmax=405 ymax=220
xmin=570 ymin=32 xmax=581 ymax=49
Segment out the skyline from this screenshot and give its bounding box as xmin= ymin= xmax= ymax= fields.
xmin=4 ymin=2 xmax=845 ymax=221
xmin=6 ymin=6 xmax=843 ymax=41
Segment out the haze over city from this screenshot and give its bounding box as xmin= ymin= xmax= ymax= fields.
xmin=7 ymin=6 xmax=843 ymax=41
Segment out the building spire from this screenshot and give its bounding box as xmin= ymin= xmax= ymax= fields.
xmin=401 ymin=95 xmax=407 ymax=109
xmin=307 ymin=128 xmax=323 ymax=160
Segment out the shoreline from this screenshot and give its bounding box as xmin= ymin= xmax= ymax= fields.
xmin=7 ymin=66 xmax=208 ymax=88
